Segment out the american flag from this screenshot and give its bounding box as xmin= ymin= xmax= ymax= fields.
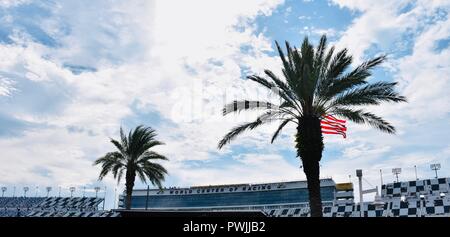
xmin=320 ymin=115 xmax=347 ymax=138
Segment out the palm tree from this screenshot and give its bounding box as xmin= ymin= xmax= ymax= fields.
xmin=218 ymin=35 xmax=406 ymax=217
xmin=94 ymin=125 xmax=168 ymax=210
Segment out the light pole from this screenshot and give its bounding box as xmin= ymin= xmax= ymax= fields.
xmin=356 ymin=169 xmax=363 ymax=217
xmin=46 ymin=187 xmax=52 ymax=197
xmin=23 ymin=187 xmax=29 ymax=198
xmin=58 ymin=186 xmax=61 ymax=197
xmin=145 ymin=185 xmax=150 ymax=210
xmin=94 ymin=186 xmax=100 ymax=198
xmin=35 ymin=186 xmax=39 ymax=197
xmin=103 ymin=186 xmax=106 ymax=210
xmin=82 ymin=186 xmax=86 ymax=197
xmin=69 ymin=187 xmax=76 ymax=198
xmin=114 ymin=187 xmax=117 ymax=209
xmin=392 ymin=168 xmax=402 ymax=183
xmin=1 ymin=187 xmax=6 ymax=197
xmin=380 ymin=169 xmax=383 ymax=187
xmin=430 ymin=163 xmax=441 ymax=179
xmin=414 ymin=165 xmax=418 ymax=180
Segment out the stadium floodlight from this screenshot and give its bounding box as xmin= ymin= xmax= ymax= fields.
xmin=94 ymin=186 xmax=101 ymax=198
xmin=430 ymin=163 xmax=441 ymax=179
xmin=392 ymin=168 xmax=402 ymax=182
xmin=69 ymin=187 xmax=76 ymax=198
xmin=23 ymin=186 xmax=29 ymax=197
xmin=46 ymin=187 xmax=52 ymax=197
xmin=1 ymin=187 xmax=6 ymax=197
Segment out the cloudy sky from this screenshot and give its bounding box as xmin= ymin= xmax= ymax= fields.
xmin=0 ymin=0 xmax=449 ymax=208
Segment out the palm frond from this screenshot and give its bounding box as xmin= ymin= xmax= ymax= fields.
xmin=119 ymin=127 xmax=128 ymax=153
xmin=93 ymin=152 xmax=124 ymax=180
xmin=315 ymin=45 xmax=335 ymax=92
xmin=271 ymin=119 xmax=292 ymax=143
xmin=316 ymin=48 xmax=352 ymax=99
xmin=246 ymin=75 xmax=299 ymax=110
xmin=326 ymin=48 xmax=352 ymax=79
xmin=128 ymin=125 xmax=158 ymax=160
xmin=116 ymin=168 xmax=124 ymax=185
xmin=275 ymin=41 xmax=296 ymax=84
xmin=136 ymin=167 xmax=147 ymax=184
xmin=264 ymin=69 xmax=301 ymax=107
xmin=332 ymin=107 xmax=396 ymax=133
xmin=141 ymin=140 xmax=165 ymax=154
xmin=301 ymin=36 xmax=314 ymax=69
xmin=321 ymin=55 xmax=386 ymax=100
xmin=111 ymin=162 xmax=125 ymax=184
xmin=110 ymin=139 xmax=126 ymax=156
xmin=329 ymin=82 xmax=407 ymax=108
xmin=137 ymin=151 xmax=169 ymax=164
xmin=142 ymin=163 xmax=168 ymax=188
xmin=218 ymin=111 xmax=279 ymax=149
xmin=218 ymin=121 xmax=263 ymax=149
xmin=314 ymin=35 xmax=327 ymax=71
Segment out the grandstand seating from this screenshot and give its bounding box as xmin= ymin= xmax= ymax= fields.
xmin=0 ymin=197 xmax=45 ymax=208
xmin=0 ymin=197 xmax=117 ymax=217
xmin=264 ymin=177 xmax=450 ymax=217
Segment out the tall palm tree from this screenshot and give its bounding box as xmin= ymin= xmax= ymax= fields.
xmin=94 ymin=125 xmax=168 ymax=210
xmin=218 ymin=35 xmax=406 ymax=217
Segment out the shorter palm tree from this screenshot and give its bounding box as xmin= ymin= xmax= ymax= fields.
xmin=94 ymin=125 xmax=168 ymax=210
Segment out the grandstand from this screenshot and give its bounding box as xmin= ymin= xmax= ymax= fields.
xmin=263 ymin=177 xmax=450 ymax=217
xmin=0 ymin=196 xmax=119 ymax=217
xmin=0 ymin=197 xmax=46 ymax=217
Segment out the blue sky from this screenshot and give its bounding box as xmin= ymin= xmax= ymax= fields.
xmin=0 ymin=0 xmax=449 ymax=209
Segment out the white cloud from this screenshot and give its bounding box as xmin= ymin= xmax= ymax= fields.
xmin=332 ymin=0 xmax=449 ymax=63
xmin=0 ymin=76 xmax=16 ymax=96
xmin=312 ymin=27 xmax=338 ymax=37
xmin=298 ymin=15 xmax=312 ymax=20
xmin=164 ymin=153 xmax=302 ymax=187
xmin=0 ymin=0 xmax=288 ymax=207
xmin=0 ymin=0 xmax=30 ymax=8
xmin=394 ymin=17 xmax=450 ymax=121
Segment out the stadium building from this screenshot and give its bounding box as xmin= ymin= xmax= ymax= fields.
xmin=117 ymin=179 xmax=336 ymax=216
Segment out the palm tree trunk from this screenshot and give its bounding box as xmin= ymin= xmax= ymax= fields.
xmin=125 ymin=169 xmax=136 ymax=210
xmin=296 ymin=115 xmax=324 ymax=217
